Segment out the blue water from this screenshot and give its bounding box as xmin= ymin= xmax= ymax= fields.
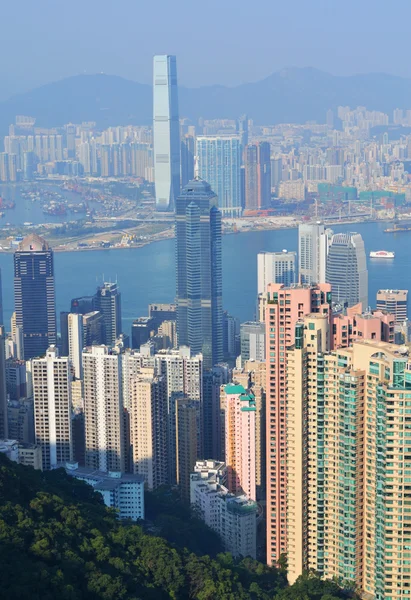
xmin=0 ymin=183 xmax=97 ymax=226
xmin=0 ymin=220 xmax=408 ymax=335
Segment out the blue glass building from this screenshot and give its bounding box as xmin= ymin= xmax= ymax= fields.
xmin=196 ymin=136 xmax=242 ymax=217
xmin=176 ymin=179 xmax=223 ymax=369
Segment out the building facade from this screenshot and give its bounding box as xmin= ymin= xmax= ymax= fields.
xmin=32 ymin=347 xmax=72 ymax=470
xmin=14 ymin=234 xmax=56 ymax=359
xmin=326 ymin=232 xmax=368 ymax=309
xmin=83 ymin=346 xmax=125 ymax=473
xmin=190 ymin=460 xmax=257 ymax=559
xmin=64 ymin=462 xmax=145 ymax=521
xmin=244 ymin=142 xmax=271 ymax=210
xmin=376 ymin=289 xmax=408 ymax=324
xmin=94 ymin=282 xmax=122 ymax=347
xmin=196 ymin=136 xmax=242 ymax=217
xmin=176 ymin=179 xmax=223 ymax=369
xmin=224 ymin=384 xmax=256 ymax=501
xmin=153 ymin=55 xmax=181 ymax=211
xmin=265 ymin=282 xmax=332 ymax=564
xmin=257 ymin=251 xmax=296 ymax=295
xmin=298 ymin=222 xmax=332 ymax=285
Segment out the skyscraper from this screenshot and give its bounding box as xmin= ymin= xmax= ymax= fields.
xmin=0 ymin=267 xmax=3 ymax=325
xmin=153 ymin=55 xmax=181 ymax=211
xmin=224 ymin=384 xmax=256 ymax=501
xmin=0 ymin=326 xmax=8 ymax=439
xmin=83 ymin=346 xmax=125 ymax=473
xmin=95 ymin=282 xmax=122 ymax=346
xmin=286 ymin=331 xmax=411 ymax=599
xmin=32 ymin=347 xmax=72 ymax=470
xmin=265 ymin=282 xmax=332 ymax=564
xmin=376 ymin=289 xmax=408 ymax=323
xmin=257 ymin=250 xmax=296 ymax=294
xmin=68 ymin=313 xmax=84 ymax=379
xmin=130 ymin=366 xmax=168 ymax=489
xmin=175 ymin=398 xmax=198 ymax=500
xmin=176 ymin=179 xmax=223 ymax=369
xmin=326 ymin=232 xmax=368 ymax=308
xmin=196 ymin=136 xmax=242 ymax=217
xmin=14 ymin=234 xmax=56 ymax=359
xmin=244 ymin=142 xmax=271 ymax=210
xmin=298 ymin=222 xmax=332 ymax=285
xmin=240 ymin=321 xmax=265 ymax=365
xmin=181 ymin=134 xmax=195 ymax=188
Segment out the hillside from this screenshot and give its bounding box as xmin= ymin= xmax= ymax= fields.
xmin=0 ymin=453 xmax=357 ymax=599
xmin=1 ymin=68 xmax=411 ymax=133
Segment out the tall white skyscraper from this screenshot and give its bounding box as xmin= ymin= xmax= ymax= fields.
xmin=83 ymin=346 xmax=125 ymax=472
xmin=32 ymin=347 xmax=73 ymax=470
xmin=326 ymin=232 xmax=368 ymax=309
xmin=68 ymin=313 xmax=84 ymax=379
xmin=257 ymin=250 xmax=296 ymax=294
xmin=153 ymin=55 xmax=180 ymax=211
xmin=196 ymin=136 xmax=242 ymax=217
xmin=298 ymin=222 xmax=332 ymax=284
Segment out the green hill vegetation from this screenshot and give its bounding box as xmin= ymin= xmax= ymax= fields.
xmin=0 ymin=453 xmax=357 ymax=599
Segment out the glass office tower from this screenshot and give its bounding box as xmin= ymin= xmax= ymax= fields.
xmin=176 ymin=179 xmax=223 ymax=369
xmin=196 ymin=136 xmax=242 ymax=217
xmin=153 ymin=55 xmax=181 ymax=211
xmin=14 ymin=234 xmax=56 ymax=360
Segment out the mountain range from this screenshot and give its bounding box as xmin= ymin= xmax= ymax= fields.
xmin=1 ymin=67 xmax=411 ymax=134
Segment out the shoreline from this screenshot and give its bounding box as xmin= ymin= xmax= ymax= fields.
xmin=0 ymin=217 xmax=395 ymax=254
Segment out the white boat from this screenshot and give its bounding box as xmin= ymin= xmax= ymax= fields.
xmin=369 ymin=250 xmax=395 ymax=258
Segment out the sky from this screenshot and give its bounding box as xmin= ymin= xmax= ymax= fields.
xmin=1 ymin=0 xmax=411 ymax=99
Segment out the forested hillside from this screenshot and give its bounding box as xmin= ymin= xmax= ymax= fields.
xmin=0 ymin=454 xmax=356 ymax=599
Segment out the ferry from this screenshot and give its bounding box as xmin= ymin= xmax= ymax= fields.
xmin=369 ymin=250 xmax=395 ymax=259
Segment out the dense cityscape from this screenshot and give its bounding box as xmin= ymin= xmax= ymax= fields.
xmin=2 ymin=52 xmax=411 ymax=600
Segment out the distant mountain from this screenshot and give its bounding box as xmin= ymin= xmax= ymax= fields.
xmin=1 ymin=67 xmax=411 ymax=133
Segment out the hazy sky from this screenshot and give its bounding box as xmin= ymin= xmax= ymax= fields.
xmin=2 ymin=0 xmax=411 ymax=98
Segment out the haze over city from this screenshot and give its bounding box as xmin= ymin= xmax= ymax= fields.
xmin=2 ymin=0 xmax=411 ymax=99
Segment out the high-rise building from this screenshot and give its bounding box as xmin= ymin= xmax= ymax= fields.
xmin=153 ymin=55 xmax=181 ymax=211
xmin=83 ymin=346 xmax=125 ymax=473
xmin=265 ymin=282 xmax=332 ymax=564
xmin=0 ymin=326 xmax=8 ymax=439
xmin=196 ymin=136 xmax=242 ymax=217
xmin=130 ymin=366 xmax=168 ymax=489
xmin=0 ymin=267 xmax=3 ymax=325
xmin=175 ymin=398 xmax=198 ymax=500
xmin=181 ymin=134 xmax=195 ymax=188
xmin=331 ymin=302 xmax=394 ymax=348
xmin=68 ymin=313 xmax=84 ymax=379
xmin=240 ymin=321 xmax=265 ymax=365
xmin=244 ymin=142 xmax=271 ymax=210
xmin=155 ymin=346 xmax=203 ymax=479
xmin=257 ymin=250 xmax=296 ymax=294
xmin=176 ymin=179 xmax=223 ymax=369
xmin=326 ymin=232 xmax=368 ymax=308
xmin=95 ymin=282 xmax=122 ymax=346
xmin=82 ymin=311 xmax=105 ymax=346
xmin=131 ymin=317 xmax=155 ymax=349
xmin=32 ymin=347 xmax=72 ymax=470
xmin=286 ymin=333 xmax=411 ymax=599
xmin=298 ymin=222 xmax=332 ymax=285
xmin=14 ymin=234 xmax=56 ymax=360
xmin=224 ymin=384 xmax=256 ymax=501
xmin=376 ymin=289 xmax=408 ymax=323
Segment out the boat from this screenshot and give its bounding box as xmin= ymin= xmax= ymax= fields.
xmin=384 ymin=224 xmax=411 ymax=233
xmin=369 ymin=250 xmax=395 ymax=258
